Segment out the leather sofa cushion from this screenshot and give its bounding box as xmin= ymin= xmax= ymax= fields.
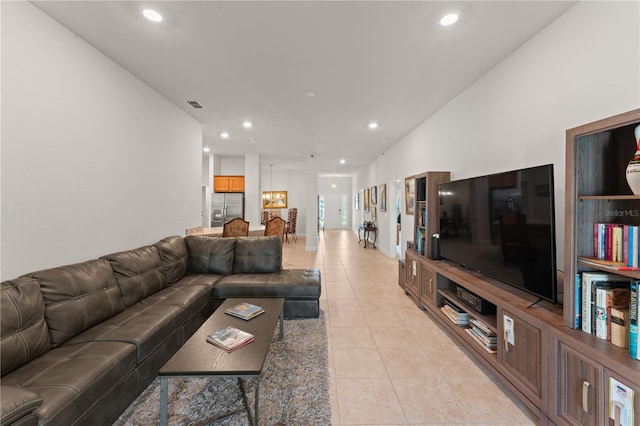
xmin=214 ymin=268 xmax=321 ymax=298
xmin=26 ymin=259 xmax=125 ymax=348
xmin=0 ymin=386 xmax=42 ymax=426
xmin=154 ymin=235 xmax=188 ymax=284
xmin=185 ymin=236 xmax=235 ymax=275
xmin=1 ymin=278 xmax=51 ymax=376
xmin=1 ymin=341 xmax=136 ymax=426
xmin=103 ymin=245 xmax=168 ymax=307
xmin=63 ymin=281 xmax=213 ymax=362
xmin=233 ymin=236 xmax=283 ymax=274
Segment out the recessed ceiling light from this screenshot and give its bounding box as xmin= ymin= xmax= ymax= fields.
xmin=220 ymin=132 xmax=229 ymax=139
xmin=242 ymin=121 xmax=253 ymax=129
xmin=142 ymin=9 xmax=163 ymax=23
xmin=340 ymin=159 xmax=346 ymax=164
xmin=203 ymin=147 xmax=210 ymax=153
xmin=368 ymin=122 xmax=379 ymax=129
xmin=439 ymin=13 xmax=459 ymax=26
xmin=305 ymin=91 xmax=316 ymax=97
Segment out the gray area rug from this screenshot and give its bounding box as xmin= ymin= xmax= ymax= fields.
xmin=113 ymin=311 xmax=330 ymax=426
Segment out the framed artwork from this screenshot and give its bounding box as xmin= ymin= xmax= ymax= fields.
xmin=405 ymin=176 xmax=415 ymax=215
xmin=371 ymin=185 xmax=377 ymax=205
xmin=379 ymin=184 xmax=386 ymax=212
xmin=354 ymin=193 xmax=359 ymax=210
xmin=364 ymin=188 xmax=370 ymax=211
xmin=262 ymin=191 xmax=288 ymax=209
xmin=371 ymin=206 xmax=377 ymax=222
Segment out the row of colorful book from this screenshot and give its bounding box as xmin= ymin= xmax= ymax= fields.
xmin=593 ymin=222 xmax=640 ymax=267
xmin=575 ymin=272 xmax=639 ymax=360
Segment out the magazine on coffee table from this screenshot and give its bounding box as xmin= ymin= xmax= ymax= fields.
xmin=206 ymin=326 xmax=254 ymax=352
xmin=225 ymin=302 xmax=265 ymax=320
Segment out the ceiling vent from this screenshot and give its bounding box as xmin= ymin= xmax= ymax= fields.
xmin=185 ymin=100 xmax=205 ymax=109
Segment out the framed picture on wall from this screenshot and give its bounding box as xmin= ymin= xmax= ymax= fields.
xmin=262 ymin=191 xmax=288 ymax=209
xmin=364 ymin=188 xmax=370 ymax=211
xmin=371 ymin=186 xmax=377 ymax=205
xmin=371 ymin=206 xmax=377 ymax=222
xmin=354 ymin=193 xmax=359 ymax=210
xmin=405 ymin=177 xmax=415 ymax=215
xmin=379 ymin=184 xmax=386 ymax=212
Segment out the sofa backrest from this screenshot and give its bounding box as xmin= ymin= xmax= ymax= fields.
xmin=26 ymin=259 xmax=125 ymax=348
xmin=184 ymin=236 xmax=235 ymax=275
xmin=1 ymin=278 xmax=51 ymax=376
xmin=233 ymin=236 xmax=283 ymax=274
xmin=154 ymin=235 xmax=188 ymax=284
xmin=102 ymin=245 xmax=168 ymax=307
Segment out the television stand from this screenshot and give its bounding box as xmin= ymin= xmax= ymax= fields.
xmin=410 ymin=258 xmax=563 ymax=424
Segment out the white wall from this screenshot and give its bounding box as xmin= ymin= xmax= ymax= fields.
xmin=1 ymin=2 xmax=202 ymax=279
xmin=259 ymin=167 xmax=308 ymax=233
xmin=358 ymin=1 xmax=640 ymax=269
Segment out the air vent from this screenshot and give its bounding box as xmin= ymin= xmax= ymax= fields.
xmin=185 ymin=100 xmax=205 ymax=109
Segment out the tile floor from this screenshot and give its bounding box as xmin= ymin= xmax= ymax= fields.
xmin=282 ymin=230 xmax=538 ymax=426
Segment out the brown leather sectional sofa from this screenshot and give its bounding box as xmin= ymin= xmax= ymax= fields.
xmin=0 ymin=235 xmax=321 ymax=426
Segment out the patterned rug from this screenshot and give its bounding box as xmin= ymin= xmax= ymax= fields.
xmin=113 ymin=311 xmax=330 ymax=426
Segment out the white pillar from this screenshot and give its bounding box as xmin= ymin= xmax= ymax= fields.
xmin=305 ymin=155 xmax=318 ymax=251
xmin=202 ymin=153 xmax=214 ymax=227
xmin=244 ymin=154 xmax=261 ymax=226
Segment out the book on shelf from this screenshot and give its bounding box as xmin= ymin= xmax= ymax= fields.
xmin=590 ymin=223 xmax=640 ymax=267
xmin=610 ymin=307 xmax=629 ymax=349
xmin=574 ymin=273 xmax=581 ymax=329
xmin=630 ymin=280 xmax=639 ymax=360
xmin=206 ymin=326 xmax=254 ymax=352
xmin=594 ymin=285 xmax=631 ymax=340
xmin=580 ymin=272 xmax=631 ymax=335
xmin=225 ymin=302 xmax=265 ymax=320
xmin=464 ymin=328 xmax=497 ymax=353
xmin=440 ymin=301 xmax=469 ymax=326
xmin=469 ymin=318 xmax=496 ymax=337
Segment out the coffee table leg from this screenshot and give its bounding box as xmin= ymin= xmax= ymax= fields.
xmin=160 ymin=377 xmax=168 ymax=426
xmin=254 ymin=378 xmax=260 ymax=426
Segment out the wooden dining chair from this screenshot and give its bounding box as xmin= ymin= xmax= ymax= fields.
xmin=264 ymin=216 xmax=286 ymax=241
xmin=222 ymin=217 xmax=249 ymax=237
xmin=285 ymin=208 xmax=298 ymax=243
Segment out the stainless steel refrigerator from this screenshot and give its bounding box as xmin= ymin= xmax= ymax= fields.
xmin=211 ymin=193 xmax=244 ymax=227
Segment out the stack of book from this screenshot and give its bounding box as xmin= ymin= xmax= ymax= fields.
xmin=206 ymin=326 xmax=254 ymax=352
xmin=466 ymin=318 xmax=497 ymax=353
xmin=440 ymin=300 xmax=469 ymax=326
xmin=225 ymin=302 xmax=265 ymax=320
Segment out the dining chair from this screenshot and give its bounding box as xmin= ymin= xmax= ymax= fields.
xmin=264 ymin=217 xmax=286 ymax=241
xmin=285 ymin=208 xmax=298 ymax=243
xmin=222 ymin=217 xmax=249 ymax=237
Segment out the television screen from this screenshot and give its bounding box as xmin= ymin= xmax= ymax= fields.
xmin=438 ymin=164 xmax=558 ymax=304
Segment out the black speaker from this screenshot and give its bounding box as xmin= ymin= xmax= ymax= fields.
xmin=430 ymin=234 xmax=442 ymax=260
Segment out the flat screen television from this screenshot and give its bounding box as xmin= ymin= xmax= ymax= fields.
xmin=438 ymin=164 xmax=559 ymax=304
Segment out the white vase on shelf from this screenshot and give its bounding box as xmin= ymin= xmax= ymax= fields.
xmin=625 ymin=124 xmax=640 ymax=195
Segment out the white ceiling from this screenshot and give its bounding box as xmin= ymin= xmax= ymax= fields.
xmin=32 ymin=1 xmax=575 ymax=176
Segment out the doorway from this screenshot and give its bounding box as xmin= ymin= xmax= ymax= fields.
xmin=320 ymin=193 xmax=350 ymax=229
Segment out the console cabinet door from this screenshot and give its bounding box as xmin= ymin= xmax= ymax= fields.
xmin=419 ymin=264 xmax=436 ymax=307
xmin=499 ymin=310 xmax=543 ymax=406
xmin=604 ymin=369 xmax=639 ymax=426
xmin=555 ymin=340 xmax=602 ymax=426
xmin=404 ymin=252 xmax=420 ymax=304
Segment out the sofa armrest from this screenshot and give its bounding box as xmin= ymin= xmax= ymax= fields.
xmin=1 ymin=386 xmax=42 ymax=426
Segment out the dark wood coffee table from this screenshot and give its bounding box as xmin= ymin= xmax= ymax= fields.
xmin=158 ymin=297 xmax=285 ymax=426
